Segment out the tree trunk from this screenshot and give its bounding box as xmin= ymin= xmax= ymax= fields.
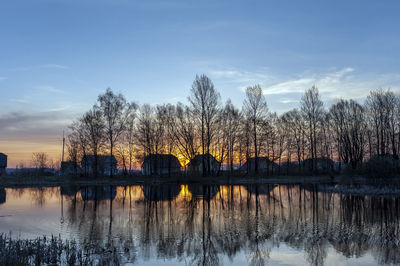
xmin=253 ymin=118 xmax=258 ymax=174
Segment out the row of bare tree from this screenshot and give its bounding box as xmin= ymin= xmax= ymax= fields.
xmin=66 ymin=74 xmax=400 ymax=176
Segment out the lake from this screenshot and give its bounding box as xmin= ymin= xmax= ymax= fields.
xmin=0 ymin=184 xmax=399 ymax=265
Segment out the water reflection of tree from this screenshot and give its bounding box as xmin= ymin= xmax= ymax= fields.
xmin=7 ymin=187 xmax=59 ymax=207
xmin=245 ymin=186 xmax=271 ymax=266
xmin=0 ymin=188 xmax=6 ymax=205
xmin=56 ymin=184 xmax=400 ymax=265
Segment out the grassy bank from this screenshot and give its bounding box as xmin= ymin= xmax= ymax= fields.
xmin=0 ymin=233 xmax=123 ymax=266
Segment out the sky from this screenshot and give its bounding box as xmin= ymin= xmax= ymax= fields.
xmin=1 ymin=0 xmax=400 ymax=167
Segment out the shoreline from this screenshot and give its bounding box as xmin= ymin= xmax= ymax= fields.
xmin=1 ymin=174 xmax=398 ymax=188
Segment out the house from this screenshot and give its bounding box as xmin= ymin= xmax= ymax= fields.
xmin=61 ymin=161 xmax=80 ymax=175
xmin=303 ymin=158 xmax=334 ymax=173
xmin=278 ymin=161 xmax=300 ymax=175
xmin=141 ymin=154 xmax=182 ymax=176
xmin=81 ymin=155 xmax=117 ymax=176
xmin=239 ymin=157 xmax=276 ymax=173
xmin=365 ymin=154 xmax=399 ymax=178
xmin=187 ymin=154 xmax=220 ymax=175
xmin=0 ymin=153 xmax=7 ymax=176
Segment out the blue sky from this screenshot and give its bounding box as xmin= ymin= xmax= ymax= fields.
xmin=1 ymin=0 xmax=400 ymax=165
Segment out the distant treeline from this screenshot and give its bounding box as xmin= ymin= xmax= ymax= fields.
xmin=65 ymin=74 xmax=400 ymax=177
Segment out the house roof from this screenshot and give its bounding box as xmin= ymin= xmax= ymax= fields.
xmin=188 ymin=154 xmax=219 ymax=167
xmin=239 ymin=157 xmax=276 ymax=171
xmin=244 ymin=157 xmax=273 ymax=163
xmin=142 ymin=154 xmax=181 ymax=168
xmin=81 ymin=155 xmax=117 ymax=163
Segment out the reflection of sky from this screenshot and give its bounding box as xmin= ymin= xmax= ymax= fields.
xmin=1 ymin=1 xmax=400 ymax=166
xmin=0 ymin=188 xmax=62 ymax=238
xmin=0 ymin=185 xmax=397 ymax=265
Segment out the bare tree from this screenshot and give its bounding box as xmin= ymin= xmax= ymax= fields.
xmin=124 ymin=109 xmax=137 ymax=173
xmin=154 ymin=105 xmax=168 ymax=154
xmin=66 ymin=131 xmax=80 ymax=175
xmin=136 ymin=104 xmax=155 ymax=157
xmin=80 ymin=106 xmax=105 ymax=177
xmin=330 ymin=99 xmax=365 ymax=169
xmin=68 ymin=119 xmax=90 ymax=173
xmin=239 ymin=116 xmax=252 ymax=172
xmin=243 ymin=85 xmax=268 ymax=174
xmin=223 ymin=99 xmax=241 ymax=172
xmin=188 ymin=74 xmax=221 ymax=175
xmin=281 ymin=109 xmax=305 ymax=172
xmin=169 ymin=103 xmax=199 ymax=166
xmin=365 ymin=89 xmax=398 ymax=158
xmin=300 ymin=86 xmax=324 ymax=172
xmin=98 ymin=88 xmax=137 ymax=177
xmin=63 ymin=80 xmax=400 ymax=178
xmin=32 ymin=152 xmax=49 ymax=171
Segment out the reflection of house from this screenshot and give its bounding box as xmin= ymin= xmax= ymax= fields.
xmin=141 ymin=154 xmax=181 ymax=176
xmin=0 ymin=188 xmax=6 ymax=205
xmin=61 ymin=161 xmax=80 ymax=175
xmin=239 ymin=157 xmax=276 ymax=173
xmin=246 ymin=184 xmax=276 ymax=195
xmin=80 ymin=186 xmax=116 ymax=201
xmin=81 ymin=155 xmax=117 ymax=176
xmin=187 ymin=154 xmax=220 ymax=175
xmin=0 ymin=153 xmax=7 ymax=175
xmin=60 ymin=185 xmax=80 ymax=197
xmin=188 ymin=184 xmax=219 ymax=200
xmin=142 ymin=184 xmax=181 ymax=201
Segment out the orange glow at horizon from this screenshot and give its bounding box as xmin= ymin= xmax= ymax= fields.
xmin=0 ymin=140 xmax=62 ymax=168
xmin=176 ymin=154 xmax=190 ymax=167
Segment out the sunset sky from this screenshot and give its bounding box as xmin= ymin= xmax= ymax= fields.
xmin=1 ymin=0 xmax=400 ymax=167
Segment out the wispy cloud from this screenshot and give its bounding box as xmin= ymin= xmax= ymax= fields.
xmin=263 ymin=77 xmax=316 ymax=95
xmin=46 ymin=105 xmax=72 ymax=112
xmin=263 ymin=67 xmax=354 ymax=95
xmin=0 ymin=76 xmax=7 ymax=81
xmin=211 ymin=69 xmax=270 ymax=83
xmin=209 ymin=68 xmax=271 ymax=93
xmin=0 ymin=110 xmax=74 ymax=141
xmin=263 ymin=67 xmax=400 ymax=101
xmin=10 ymin=64 xmax=69 ymax=71
xmin=209 ymin=66 xmax=400 ymax=104
xmin=279 ymin=98 xmax=299 ymax=104
xmin=39 ymin=64 xmax=69 ymax=69
xmin=9 ymin=98 xmax=28 ymax=104
xmin=34 ymin=85 xmax=65 ymax=94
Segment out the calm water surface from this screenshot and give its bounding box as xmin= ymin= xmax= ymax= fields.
xmin=0 ymin=184 xmax=399 ymax=265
